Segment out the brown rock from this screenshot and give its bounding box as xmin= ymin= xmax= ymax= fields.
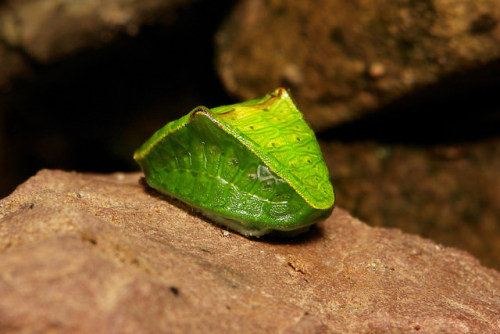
xmin=0 ymin=170 xmax=499 ymax=332
xmin=216 ymin=0 xmax=500 ymax=129
xmin=322 ymin=138 xmax=500 ymax=271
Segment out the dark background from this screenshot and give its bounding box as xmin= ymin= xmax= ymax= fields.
xmin=1 ymin=1 xmax=238 ymax=197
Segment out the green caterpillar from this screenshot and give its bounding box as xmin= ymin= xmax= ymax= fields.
xmin=134 ymin=88 xmax=334 ymax=237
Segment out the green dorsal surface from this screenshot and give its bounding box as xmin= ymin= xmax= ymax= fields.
xmin=134 ymin=88 xmax=335 ymax=237
xmin=211 ymin=88 xmax=333 ymax=209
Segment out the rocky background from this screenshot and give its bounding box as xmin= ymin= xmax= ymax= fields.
xmin=0 ymin=0 xmax=499 ymax=331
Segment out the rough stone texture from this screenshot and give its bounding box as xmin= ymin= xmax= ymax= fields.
xmin=321 ymin=138 xmax=500 ymax=270
xmin=0 ymin=0 xmax=199 ymax=88
xmin=0 ymin=170 xmax=499 ymax=333
xmin=216 ymin=0 xmax=500 ymax=129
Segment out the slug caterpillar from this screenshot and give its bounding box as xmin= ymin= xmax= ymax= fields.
xmin=134 ymin=88 xmax=334 ymax=237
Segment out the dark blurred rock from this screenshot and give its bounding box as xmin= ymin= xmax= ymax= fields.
xmin=0 ymin=46 xmax=29 ymax=88
xmin=0 ymin=170 xmax=498 ymax=332
xmin=216 ymin=0 xmax=500 ymax=129
xmin=0 ymin=0 xmax=200 ymax=88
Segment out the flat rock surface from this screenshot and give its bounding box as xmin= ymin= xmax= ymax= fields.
xmin=0 ymin=170 xmax=499 ymax=333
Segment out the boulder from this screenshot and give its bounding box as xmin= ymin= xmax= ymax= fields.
xmin=216 ymin=0 xmax=500 ymax=129
xmin=0 ymin=170 xmax=498 ymax=332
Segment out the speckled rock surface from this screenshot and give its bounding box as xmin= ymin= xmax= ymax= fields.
xmin=216 ymin=0 xmax=500 ymax=129
xmin=322 ymin=139 xmax=500 ymax=270
xmin=0 ymin=170 xmax=499 ymax=333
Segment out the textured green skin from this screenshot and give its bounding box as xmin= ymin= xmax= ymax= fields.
xmin=134 ymin=88 xmax=334 ymax=236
